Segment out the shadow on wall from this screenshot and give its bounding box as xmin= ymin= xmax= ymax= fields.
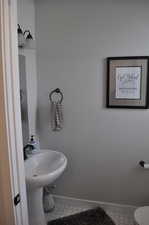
xmin=19 ymin=55 xmax=29 ymax=146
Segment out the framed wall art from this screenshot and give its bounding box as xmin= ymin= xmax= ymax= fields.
xmin=107 ymin=56 xmax=149 ymax=108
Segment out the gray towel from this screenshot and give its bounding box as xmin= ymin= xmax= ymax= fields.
xmin=51 ymin=101 xmax=63 ymax=131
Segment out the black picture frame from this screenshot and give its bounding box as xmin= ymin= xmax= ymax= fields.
xmin=107 ymin=56 xmax=149 ymax=109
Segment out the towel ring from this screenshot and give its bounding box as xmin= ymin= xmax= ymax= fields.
xmin=49 ymin=88 xmax=63 ymax=103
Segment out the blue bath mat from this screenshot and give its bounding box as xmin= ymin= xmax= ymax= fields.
xmin=47 ymin=207 xmax=115 ymax=225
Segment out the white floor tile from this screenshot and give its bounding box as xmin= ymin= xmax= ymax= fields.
xmin=45 ymin=196 xmax=136 ymax=225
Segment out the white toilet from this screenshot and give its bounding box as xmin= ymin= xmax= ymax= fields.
xmin=134 ymin=206 xmax=149 ymax=225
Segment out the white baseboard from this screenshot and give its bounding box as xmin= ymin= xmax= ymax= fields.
xmin=53 ymin=194 xmax=137 ymax=210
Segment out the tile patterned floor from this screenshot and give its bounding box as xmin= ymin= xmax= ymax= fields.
xmin=45 ymin=196 xmax=136 ymax=225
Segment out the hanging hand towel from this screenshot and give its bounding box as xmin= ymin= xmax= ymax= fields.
xmin=51 ymin=101 xmax=63 ymax=131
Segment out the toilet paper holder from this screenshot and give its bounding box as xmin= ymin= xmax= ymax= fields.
xmin=139 ymin=160 xmax=149 ymax=169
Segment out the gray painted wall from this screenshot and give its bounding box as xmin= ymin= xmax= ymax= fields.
xmin=35 ymin=0 xmax=149 ymax=205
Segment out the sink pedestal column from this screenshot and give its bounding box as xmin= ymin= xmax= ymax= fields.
xmin=27 ymin=188 xmax=46 ymax=225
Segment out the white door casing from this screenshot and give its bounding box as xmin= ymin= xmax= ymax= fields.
xmin=0 ymin=0 xmax=29 ymax=224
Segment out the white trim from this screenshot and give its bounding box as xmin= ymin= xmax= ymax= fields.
xmin=53 ymin=195 xmax=137 ymax=210
xmin=1 ymin=0 xmax=29 ymax=224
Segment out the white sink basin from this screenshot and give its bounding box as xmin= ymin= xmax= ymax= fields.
xmin=25 ymin=149 xmax=67 ymax=225
xmin=25 ymin=149 xmax=67 ymax=189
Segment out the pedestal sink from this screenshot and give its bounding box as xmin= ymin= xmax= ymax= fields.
xmin=25 ymin=149 xmax=67 ymax=225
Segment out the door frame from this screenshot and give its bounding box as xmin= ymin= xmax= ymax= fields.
xmin=0 ymin=0 xmax=29 ymax=224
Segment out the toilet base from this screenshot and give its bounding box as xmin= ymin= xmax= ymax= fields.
xmin=134 ymin=206 xmax=149 ymax=225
